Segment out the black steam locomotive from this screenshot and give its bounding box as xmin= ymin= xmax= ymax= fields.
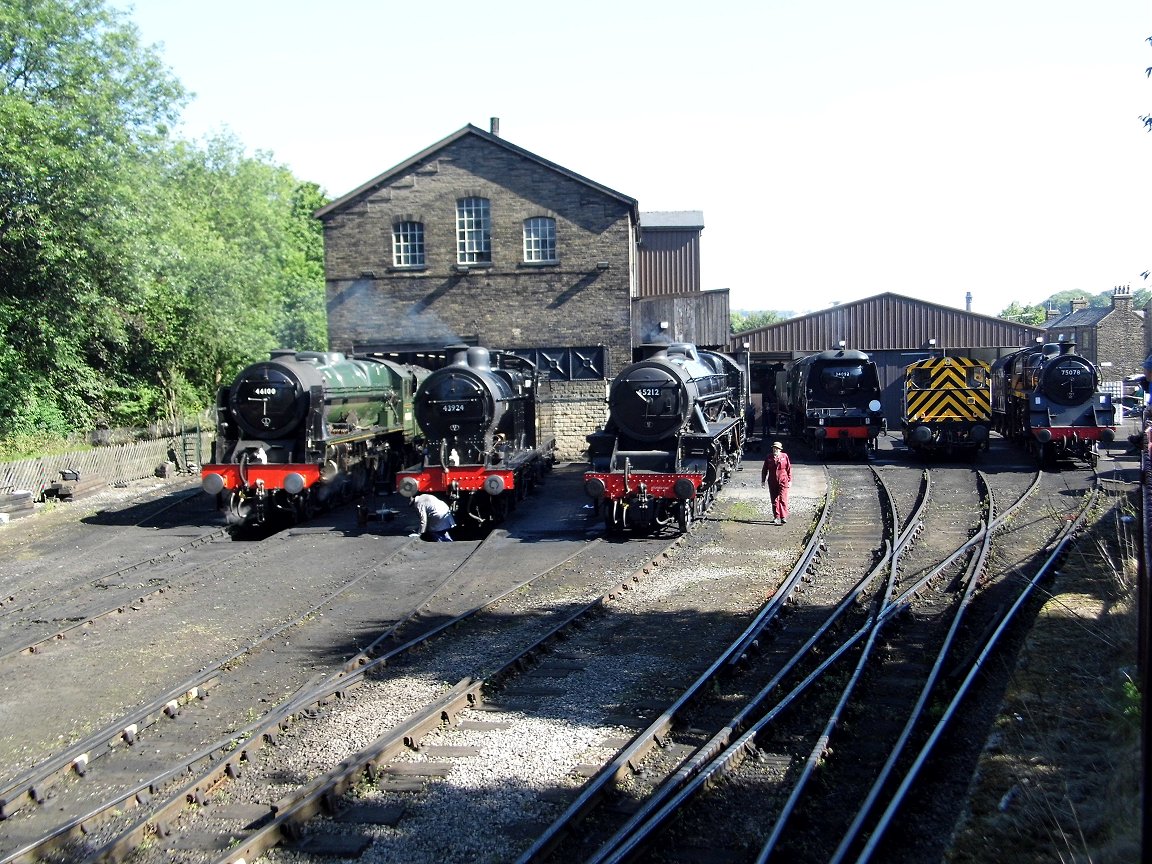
xmin=395 ymin=345 xmax=555 ymax=528
xmin=201 ymin=350 xmax=428 ymax=527
xmin=584 ymin=343 xmax=746 ymax=535
xmin=777 ymin=347 xmax=885 ymax=456
xmin=990 ymin=340 xmax=1115 ymax=466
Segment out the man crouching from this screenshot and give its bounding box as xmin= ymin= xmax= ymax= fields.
xmin=409 ymin=493 xmax=456 ymax=541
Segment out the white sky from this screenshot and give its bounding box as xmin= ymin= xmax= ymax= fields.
xmin=112 ymin=0 xmax=1150 ymax=318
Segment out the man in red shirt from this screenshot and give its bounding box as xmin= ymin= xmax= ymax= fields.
xmin=761 ymin=440 xmax=792 ymax=525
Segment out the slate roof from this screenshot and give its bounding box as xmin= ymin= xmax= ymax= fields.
xmin=314 ymin=124 xmax=639 ymax=222
xmin=1044 ymin=306 xmax=1112 ymax=329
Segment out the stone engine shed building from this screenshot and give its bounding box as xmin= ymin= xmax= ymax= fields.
xmin=731 ymin=292 xmax=1048 ymax=422
xmin=316 ymin=123 xmax=726 ymax=460
xmin=317 ymin=124 xmax=637 ymax=460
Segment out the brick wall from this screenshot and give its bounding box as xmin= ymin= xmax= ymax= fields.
xmin=321 ymin=132 xmax=635 ymax=458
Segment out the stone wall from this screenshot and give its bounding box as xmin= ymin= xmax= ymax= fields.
xmin=1095 ymin=308 xmax=1147 ymax=380
xmin=536 ymin=378 xmax=608 ymax=461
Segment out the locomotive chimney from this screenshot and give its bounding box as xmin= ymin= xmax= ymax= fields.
xmin=446 ymin=344 xmax=471 ymax=366
xmin=466 ymin=346 xmax=493 ymax=370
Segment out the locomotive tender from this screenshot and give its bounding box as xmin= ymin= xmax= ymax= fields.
xmin=901 ymin=355 xmax=992 ymax=456
xmin=201 ymin=350 xmax=427 ymax=527
xmin=584 ymin=342 xmax=746 ymax=535
xmin=395 ymin=345 xmax=554 ymax=528
xmin=777 ymin=348 xmax=885 ymax=457
xmin=990 ymin=340 xmax=1115 ymax=466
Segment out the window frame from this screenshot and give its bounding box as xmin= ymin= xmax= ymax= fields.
xmin=392 ymin=220 xmax=426 ymax=268
xmin=456 ymin=197 xmax=492 ymax=264
xmin=522 ymin=216 xmax=558 ymax=264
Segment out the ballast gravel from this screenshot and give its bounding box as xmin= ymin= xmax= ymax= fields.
xmin=230 ymin=480 xmax=810 ymax=864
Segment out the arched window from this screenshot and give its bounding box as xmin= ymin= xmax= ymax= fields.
xmin=523 ymin=216 xmax=557 ymax=263
xmin=456 ymin=197 xmax=491 ymax=263
xmin=393 ymin=221 xmax=425 ymax=267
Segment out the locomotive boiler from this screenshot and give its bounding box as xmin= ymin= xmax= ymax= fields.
xmin=990 ymin=340 xmax=1115 ymax=466
xmin=777 ymin=348 xmax=885 ymax=457
xmin=901 ymin=355 xmax=992 ymax=456
xmin=201 ymin=350 xmax=427 ymax=527
xmin=584 ymin=343 xmax=746 ymax=535
xmin=394 ymin=345 xmax=554 ymax=528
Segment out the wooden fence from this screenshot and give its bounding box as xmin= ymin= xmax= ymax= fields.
xmin=0 ymin=431 xmax=213 ymax=500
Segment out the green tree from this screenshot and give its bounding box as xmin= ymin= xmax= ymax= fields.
xmin=0 ymin=1 xmax=328 ymax=441
xmin=124 ymin=134 xmax=328 ymax=428
xmin=998 ymin=301 xmax=1047 ymax=326
xmin=731 ymin=309 xmax=784 ymax=334
xmin=0 ymin=0 xmax=184 ymax=436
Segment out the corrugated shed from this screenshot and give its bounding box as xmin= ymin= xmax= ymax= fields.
xmin=731 ymin=292 xmax=1047 ymax=354
xmin=637 ymin=229 xmax=701 ymax=297
xmin=633 ymin=290 xmax=730 ymax=351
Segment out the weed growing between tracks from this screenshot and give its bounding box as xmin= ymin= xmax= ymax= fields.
xmin=945 ymin=491 xmax=1141 ymax=863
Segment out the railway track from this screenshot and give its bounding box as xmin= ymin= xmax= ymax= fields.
xmin=530 ymin=461 xmax=1084 ymax=864
xmin=44 ymin=532 xmax=681 ymax=863
xmin=0 ymin=449 xmax=1118 ymax=864
xmin=0 ymin=468 xmax=671 ymax=863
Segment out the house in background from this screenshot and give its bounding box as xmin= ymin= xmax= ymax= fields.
xmin=1043 ymin=284 xmax=1146 ymax=379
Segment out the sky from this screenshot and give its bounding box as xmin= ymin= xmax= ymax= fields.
xmin=110 ymin=0 xmax=1150 ymax=318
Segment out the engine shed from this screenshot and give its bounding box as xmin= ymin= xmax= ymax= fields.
xmin=731 ymin=292 xmax=1048 ymax=423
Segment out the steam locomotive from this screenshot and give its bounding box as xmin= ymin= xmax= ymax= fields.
xmin=901 ymin=355 xmax=992 ymax=456
xmin=584 ymin=343 xmax=746 ymax=535
xmin=990 ymin=340 xmax=1115 ymax=466
xmin=394 ymin=345 xmax=554 ymax=528
xmin=777 ymin=348 xmax=885 ymax=456
xmin=201 ymin=350 xmax=428 ymax=527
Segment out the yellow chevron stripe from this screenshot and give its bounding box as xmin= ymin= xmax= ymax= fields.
xmin=903 ymin=357 xmax=992 ymax=423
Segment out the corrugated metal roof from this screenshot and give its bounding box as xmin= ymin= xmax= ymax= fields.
xmin=639 ymin=211 xmax=705 ymax=229
xmin=731 ymin=292 xmax=1047 ymax=353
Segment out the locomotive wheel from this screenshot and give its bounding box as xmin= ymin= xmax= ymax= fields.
xmin=677 ymin=500 xmax=694 ymax=534
xmin=603 ymin=505 xmax=622 ymax=535
xmin=296 ymin=493 xmax=316 ymax=522
xmin=491 ymin=493 xmax=509 ymax=523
